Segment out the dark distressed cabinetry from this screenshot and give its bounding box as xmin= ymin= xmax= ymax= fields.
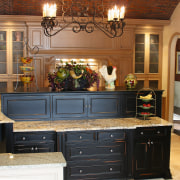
xmin=58 ymin=130 xmax=127 ymax=180
xmin=13 ymin=131 xmax=56 ymax=153
xmin=134 ymin=126 xmax=172 ymax=179
xmin=1 ymin=90 xmax=163 ymax=121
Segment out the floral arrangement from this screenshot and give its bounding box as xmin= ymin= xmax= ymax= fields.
xmin=48 ymin=61 xmax=99 ymax=91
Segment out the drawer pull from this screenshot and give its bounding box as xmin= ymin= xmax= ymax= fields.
xmin=110 ymin=134 xmax=114 ymax=138
xmin=42 ymin=136 xmax=46 ymax=140
xmin=79 ymin=151 xmax=83 ymax=155
xmin=31 ymin=147 xmax=34 ymax=151
xmin=79 ymin=136 xmax=83 ymax=140
xmin=109 ymin=167 xmax=113 ymax=171
xmin=35 ymin=147 xmax=38 ymax=151
xmin=22 ymin=137 xmax=26 ymax=141
xmin=140 ymin=132 xmax=144 ymax=135
xmin=157 ymin=131 xmax=160 ymax=134
xmin=110 ymin=149 xmax=113 ymax=153
xmin=79 ymin=170 xmax=83 ymax=173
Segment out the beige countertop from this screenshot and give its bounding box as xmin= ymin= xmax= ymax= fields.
xmin=13 ymin=117 xmax=173 ymax=132
xmin=0 ymin=96 xmax=14 ymax=124
xmin=0 ymin=152 xmax=66 ymax=169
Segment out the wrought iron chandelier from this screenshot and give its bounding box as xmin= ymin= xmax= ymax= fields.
xmin=41 ymin=0 xmax=126 ymax=38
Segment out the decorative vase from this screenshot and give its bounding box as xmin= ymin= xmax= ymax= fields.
xmin=124 ymin=73 xmax=137 ymax=89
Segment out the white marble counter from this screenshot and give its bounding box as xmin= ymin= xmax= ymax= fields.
xmin=13 ymin=117 xmax=173 ymax=132
xmin=0 ymin=152 xmax=66 ymax=180
xmin=0 ymin=152 xmax=66 ymax=169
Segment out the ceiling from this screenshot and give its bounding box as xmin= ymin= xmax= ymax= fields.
xmin=0 ymin=0 xmax=179 ymax=20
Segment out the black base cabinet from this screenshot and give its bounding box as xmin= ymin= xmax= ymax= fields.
xmin=57 ymin=126 xmax=172 ymax=180
xmin=13 ymin=131 xmax=56 ymax=154
xmin=57 ymin=130 xmax=128 ymax=180
xmin=133 ymin=126 xmax=172 ymax=179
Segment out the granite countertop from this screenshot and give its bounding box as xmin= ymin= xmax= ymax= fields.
xmin=0 ymin=152 xmax=66 ymax=169
xmin=13 ymin=117 xmax=173 ymax=132
xmin=0 ymin=96 xmax=14 ymax=124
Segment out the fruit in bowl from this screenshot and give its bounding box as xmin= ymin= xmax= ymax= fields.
xmin=20 ymin=66 xmax=34 ymax=72
xmin=20 ymin=75 xmax=34 ymax=84
xmin=21 ymin=57 xmax=33 ymax=64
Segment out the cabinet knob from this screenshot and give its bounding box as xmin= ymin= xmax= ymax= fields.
xmin=22 ymin=137 xmax=26 ymax=141
xmin=151 ymin=141 xmax=153 ymax=144
xmin=140 ymin=132 xmax=144 ymax=135
xmin=35 ymin=147 xmax=38 ymax=151
xmin=157 ymin=131 xmax=160 ymax=134
xmin=79 ymin=151 xmax=83 ymax=155
xmin=110 ymin=149 xmax=113 ymax=153
xmin=79 ymin=170 xmax=83 ymax=173
xmin=109 ymin=168 xmax=113 ymax=171
xmin=42 ymin=136 xmax=46 ymax=140
xmin=79 ymin=136 xmax=83 ymax=140
xmin=110 ymin=134 xmax=114 ymax=138
xmin=31 ymin=147 xmax=34 ymax=151
xmin=147 ymin=142 xmax=150 ymax=145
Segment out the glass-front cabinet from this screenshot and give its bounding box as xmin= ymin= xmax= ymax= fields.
xmin=0 ymin=27 xmax=25 ymax=90
xmin=134 ymin=32 xmax=162 ymax=89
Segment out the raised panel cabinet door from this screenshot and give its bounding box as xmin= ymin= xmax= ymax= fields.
xmin=1 ymin=94 xmax=51 ymax=121
xmin=52 ymin=95 xmax=88 ymax=119
xmin=150 ymin=139 xmax=164 ymax=171
xmin=88 ymin=94 xmax=120 ymax=117
xmin=121 ymin=92 xmax=136 ymax=117
xmin=134 ymin=140 xmax=149 ymax=172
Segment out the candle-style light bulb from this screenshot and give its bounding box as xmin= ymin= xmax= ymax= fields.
xmin=120 ymin=6 xmax=125 ymax=19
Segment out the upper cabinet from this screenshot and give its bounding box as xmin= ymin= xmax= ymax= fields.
xmin=134 ymin=31 xmax=162 ymax=89
xmin=0 ymin=25 xmax=26 ymax=90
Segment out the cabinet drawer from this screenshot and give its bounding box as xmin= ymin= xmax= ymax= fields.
xmin=65 ymin=131 xmax=95 ymax=143
xmin=98 ymin=130 xmax=125 ymax=141
xmin=67 ymin=161 xmax=125 ymax=179
xmin=66 ymin=142 xmax=126 ymax=160
xmin=14 ymin=142 xmax=55 ymax=153
xmin=14 ymin=132 xmax=56 ymax=142
xmin=135 ymin=127 xmax=166 ymax=137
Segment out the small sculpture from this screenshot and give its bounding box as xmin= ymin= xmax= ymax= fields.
xmin=99 ymin=65 xmax=117 ymax=89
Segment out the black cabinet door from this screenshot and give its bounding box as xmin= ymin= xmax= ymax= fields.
xmin=134 ymin=140 xmax=149 ymax=172
xmin=88 ymin=94 xmax=120 ymax=117
xmin=121 ymin=92 xmax=136 ymax=117
xmin=1 ymin=94 xmax=51 ymax=121
xmin=52 ymin=95 xmax=88 ymax=120
xmin=150 ymin=138 xmax=164 ymax=171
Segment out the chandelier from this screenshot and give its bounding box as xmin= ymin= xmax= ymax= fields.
xmin=41 ymin=0 xmax=126 ymax=38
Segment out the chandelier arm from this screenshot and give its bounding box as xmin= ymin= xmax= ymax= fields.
xmin=43 ymin=22 xmax=73 ymax=37
xmin=93 ymin=22 xmax=116 ymax=38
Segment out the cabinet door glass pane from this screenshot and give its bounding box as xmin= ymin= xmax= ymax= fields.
xmin=12 ymin=31 xmax=24 ymax=74
xmin=136 ymin=80 xmax=144 ymax=89
xmin=0 ymin=31 xmax=7 ymax=74
xmin=135 ymin=34 xmax=145 ymax=73
xmin=149 ymin=80 xmax=158 ymax=89
xmin=0 ymin=82 xmax=7 ymax=89
xmin=149 ymin=34 xmax=159 ymax=73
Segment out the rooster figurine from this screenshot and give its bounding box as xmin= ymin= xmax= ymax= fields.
xmin=99 ymin=65 xmax=117 ymax=89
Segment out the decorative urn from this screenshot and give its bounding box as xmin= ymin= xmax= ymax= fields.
xmin=124 ymin=73 xmax=137 ymax=89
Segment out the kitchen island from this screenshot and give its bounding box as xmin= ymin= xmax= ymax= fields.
xmin=12 ymin=117 xmax=172 ymax=180
xmin=0 ymin=152 xmax=66 ymax=180
xmin=0 ymin=88 xmax=172 ymax=179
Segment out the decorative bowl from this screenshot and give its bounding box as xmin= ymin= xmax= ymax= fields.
xmin=20 ymin=75 xmax=34 ymax=84
xmin=20 ymin=66 xmax=34 ymax=72
xmin=139 ymin=98 xmax=154 ymax=102
xmin=21 ymin=57 xmax=33 ymax=64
